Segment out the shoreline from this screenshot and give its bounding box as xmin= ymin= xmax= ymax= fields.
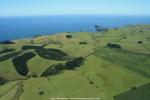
xmin=1 ymin=24 xmax=150 ymax=42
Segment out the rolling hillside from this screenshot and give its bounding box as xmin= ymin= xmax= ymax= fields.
xmin=0 ymin=25 xmax=150 ymax=100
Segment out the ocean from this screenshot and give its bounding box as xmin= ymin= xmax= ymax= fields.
xmin=0 ymin=15 xmax=150 ymax=41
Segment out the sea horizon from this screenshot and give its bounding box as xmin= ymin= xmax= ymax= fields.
xmin=0 ymin=15 xmax=150 ymax=41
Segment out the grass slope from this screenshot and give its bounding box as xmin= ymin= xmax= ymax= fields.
xmin=0 ymin=25 xmax=150 ymax=100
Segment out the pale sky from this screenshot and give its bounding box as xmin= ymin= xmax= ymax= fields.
xmin=0 ymin=0 xmax=150 ymax=16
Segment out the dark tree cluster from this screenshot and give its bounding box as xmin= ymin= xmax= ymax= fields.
xmin=22 ymin=45 xmax=71 ymax=61
xmin=106 ymin=43 xmax=122 ymax=49
xmin=95 ymin=25 xmax=109 ymax=32
xmin=65 ymin=57 xmax=85 ymax=69
xmin=41 ymin=57 xmax=85 ymax=77
xmin=137 ymin=41 xmax=143 ymax=44
xmin=79 ymin=41 xmax=87 ymax=45
xmin=66 ymin=34 xmax=72 ymax=38
xmin=114 ymin=27 xmax=118 ymax=30
xmin=39 ymin=90 xmax=44 ymax=95
xmin=0 ymin=48 xmax=15 ymax=54
xmin=0 ymin=51 xmax=22 ymax=62
xmin=41 ymin=64 xmax=64 ymax=77
xmin=22 ymin=45 xmax=41 ymax=50
xmin=0 ymin=77 xmax=8 ymax=85
xmin=123 ymin=37 xmax=127 ymax=39
xmin=34 ymin=34 xmax=42 ymax=38
xmin=35 ymin=48 xmax=71 ymax=61
xmin=139 ymin=30 xmax=143 ymax=33
xmin=12 ymin=52 xmax=36 ymax=76
xmin=0 ymin=40 xmax=15 ymax=44
xmin=131 ymin=86 xmax=138 ymax=90
xmin=89 ymin=80 xmax=94 ymax=84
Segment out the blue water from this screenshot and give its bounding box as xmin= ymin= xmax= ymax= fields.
xmin=0 ymin=15 xmax=150 ymax=41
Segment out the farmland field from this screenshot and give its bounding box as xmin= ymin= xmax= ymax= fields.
xmin=0 ymin=25 xmax=150 ymax=100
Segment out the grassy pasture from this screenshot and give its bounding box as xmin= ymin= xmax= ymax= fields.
xmin=95 ymin=47 xmax=150 ymax=78
xmin=114 ymin=83 xmax=150 ymax=100
xmin=0 ymin=25 xmax=150 ymax=100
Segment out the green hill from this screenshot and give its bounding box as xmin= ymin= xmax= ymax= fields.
xmin=0 ymin=25 xmax=150 ymax=100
